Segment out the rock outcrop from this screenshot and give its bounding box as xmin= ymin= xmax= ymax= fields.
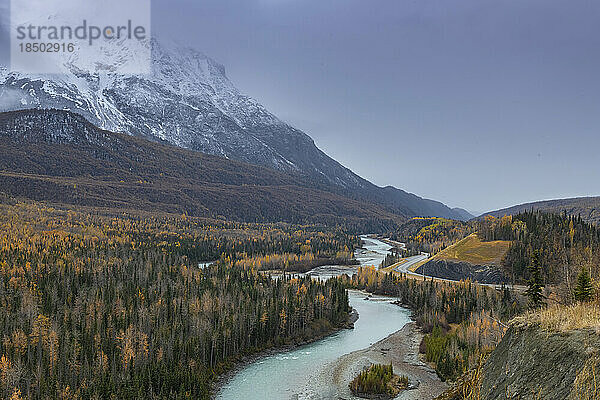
xmin=415 ymin=259 xmax=509 ymax=284
xmin=480 ymin=325 xmax=600 ymax=399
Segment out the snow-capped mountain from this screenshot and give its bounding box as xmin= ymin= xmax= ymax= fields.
xmin=0 ymin=38 xmax=470 ymax=220
xmin=0 ymin=38 xmax=352 ymax=179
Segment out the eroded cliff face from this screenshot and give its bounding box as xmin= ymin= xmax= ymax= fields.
xmin=415 ymin=259 xmax=509 ymax=284
xmin=480 ymin=325 xmax=600 ymax=400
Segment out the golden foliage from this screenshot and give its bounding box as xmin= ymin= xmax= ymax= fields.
xmin=0 ymin=200 xmax=354 ymax=398
xmin=9 ymin=388 xmax=22 ymax=400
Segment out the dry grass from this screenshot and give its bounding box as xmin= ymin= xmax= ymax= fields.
xmin=511 ymin=302 xmax=600 ymax=332
xmin=571 ymin=356 xmax=600 ymax=400
xmin=461 ymin=355 xmax=484 ymax=400
xmin=433 ymin=355 xmax=484 ymax=400
xmin=433 ymin=234 xmax=511 ymax=266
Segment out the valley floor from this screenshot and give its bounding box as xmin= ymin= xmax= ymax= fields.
xmin=318 ymin=322 xmax=447 ymax=400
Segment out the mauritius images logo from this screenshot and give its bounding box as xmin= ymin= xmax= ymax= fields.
xmin=10 ymin=0 xmax=151 ymax=74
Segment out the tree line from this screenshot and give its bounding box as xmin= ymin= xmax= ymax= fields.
xmin=0 ymin=201 xmax=352 ymax=399
xmin=477 ymin=212 xmax=600 ymax=303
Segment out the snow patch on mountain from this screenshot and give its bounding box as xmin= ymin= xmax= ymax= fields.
xmin=0 ymin=38 xmax=470 ymax=220
xmin=0 ymin=38 xmax=311 ymax=174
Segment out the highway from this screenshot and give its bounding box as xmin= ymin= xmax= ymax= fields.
xmin=373 ymin=237 xmax=525 ymax=292
xmin=392 ymin=254 xmax=429 ymax=273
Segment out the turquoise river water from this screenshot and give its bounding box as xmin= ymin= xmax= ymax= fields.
xmin=216 ymin=237 xmax=412 ymax=400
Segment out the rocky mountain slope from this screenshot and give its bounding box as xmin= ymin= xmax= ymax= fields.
xmin=0 ymin=109 xmax=402 ymax=230
xmin=0 ymin=38 xmax=470 ymax=221
xmin=451 ymin=208 xmax=476 ymax=221
xmin=483 ymin=197 xmax=600 ymax=225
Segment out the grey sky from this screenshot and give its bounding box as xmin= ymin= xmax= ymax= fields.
xmin=2 ymin=0 xmax=599 ymax=213
xmin=151 ymin=0 xmax=600 ymax=214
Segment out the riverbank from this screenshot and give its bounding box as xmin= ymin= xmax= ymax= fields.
xmin=320 ymin=322 xmax=447 ymax=400
xmin=211 ymin=307 xmax=359 ymax=398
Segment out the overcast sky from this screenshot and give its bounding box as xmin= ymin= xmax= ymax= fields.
xmin=2 ymin=0 xmax=600 ymax=214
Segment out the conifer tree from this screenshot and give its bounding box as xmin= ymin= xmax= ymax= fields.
xmin=574 ymin=267 xmax=594 ymax=302
xmin=525 ymin=264 xmax=544 ymax=308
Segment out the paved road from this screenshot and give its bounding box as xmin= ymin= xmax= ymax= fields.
xmin=390 ymin=253 xmax=525 ymax=292
xmin=392 ymin=254 xmax=429 ymax=273
xmin=375 ymin=237 xmax=526 ymax=292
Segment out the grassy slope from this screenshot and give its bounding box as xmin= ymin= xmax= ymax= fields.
xmin=432 ymin=234 xmax=511 ymax=266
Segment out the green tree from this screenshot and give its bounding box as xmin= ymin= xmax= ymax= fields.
xmin=574 ymin=267 xmax=594 ymax=302
xmin=525 ymin=264 xmax=544 ymax=308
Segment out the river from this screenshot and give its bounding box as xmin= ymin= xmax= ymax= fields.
xmin=216 ymin=236 xmax=412 ymax=400
xmin=304 ymin=235 xmax=393 ymax=280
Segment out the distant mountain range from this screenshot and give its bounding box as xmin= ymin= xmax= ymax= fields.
xmin=0 ymin=38 xmax=471 ymax=222
xmin=483 ymin=197 xmax=600 ymax=225
xmin=450 ymin=207 xmax=475 ymax=221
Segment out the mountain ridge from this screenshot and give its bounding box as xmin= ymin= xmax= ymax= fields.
xmin=0 ymin=38 xmax=470 ymax=221
xmin=0 ymin=108 xmax=405 ymax=231
xmin=482 ymin=196 xmax=600 ymax=225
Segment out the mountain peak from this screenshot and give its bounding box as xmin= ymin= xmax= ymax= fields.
xmin=0 ymin=37 xmax=469 ymax=221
